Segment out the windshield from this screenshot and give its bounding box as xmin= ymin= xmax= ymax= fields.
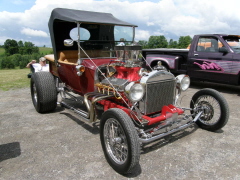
xmin=114 ymin=26 xmax=134 ymax=43
xmin=66 ymin=24 xmax=135 ymax=58
xmin=70 ymin=24 xmax=134 ymax=43
xmin=223 ymin=36 xmax=240 ymax=53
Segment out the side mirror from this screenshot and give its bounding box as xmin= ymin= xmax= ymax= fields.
xmin=219 ymin=47 xmax=228 ymax=54
xmin=64 ymin=39 xmax=74 ymax=47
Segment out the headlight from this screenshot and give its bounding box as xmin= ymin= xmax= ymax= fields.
xmin=176 ymin=74 xmax=190 ymax=91
xmin=76 ymin=65 xmax=85 ymax=76
xmin=125 ymin=82 xmax=145 ymax=102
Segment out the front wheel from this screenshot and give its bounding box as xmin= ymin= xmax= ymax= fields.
xmin=100 ymin=108 xmax=140 ymax=174
xmin=190 ymin=88 xmax=229 ymax=131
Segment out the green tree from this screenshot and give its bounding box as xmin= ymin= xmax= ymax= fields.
xmin=0 ymin=56 xmax=15 ymax=69
xmin=159 ymin=36 xmax=168 ymax=48
xmin=178 ymin=35 xmax=192 ymax=48
xmin=24 ymin=41 xmax=34 ymax=54
xmin=18 ymin=54 xmax=30 ymax=69
xmin=138 ymin=40 xmax=148 ymax=48
xmin=4 ymin=39 xmax=19 ymax=56
xmin=9 ymin=54 xmax=22 ymax=67
xmin=168 ymin=39 xmax=178 ymax=48
xmin=148 ymin=35 xmax=168 ymax=48
xmin=32 ymin=46 xmax=40 ymax=54
xmin=18 ymin=40 xmax=25 ymax=55
xmin=21 ymin=41 xmax=39 ymax=54
xmin=1 ymin=39 xmax=49 ymax=69
xmin=18 ymin=40 xmax=24 ymax=47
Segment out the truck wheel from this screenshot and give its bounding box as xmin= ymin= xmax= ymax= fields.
xmin=30 ymin=72 xmax=57 ymax=113
xmin=100 ymin=108 xmax=140 ymax=174
xmin=190 ymin=88 xmax=229 ymax=131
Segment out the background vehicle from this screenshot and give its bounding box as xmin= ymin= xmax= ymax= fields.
xmin=142 ymin=34 xmax=240 ymax=85
xmin=30 ymin=8 xmax=229 ymax=174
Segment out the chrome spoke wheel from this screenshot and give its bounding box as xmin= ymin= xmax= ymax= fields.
xmin=104 ymin=118 xmax=128 ymax=165
xmin=194 ymin=95 xmax=221 ymax=125
xmin=100 ymin=108 xmax=140 ymax=174
xmin=190 ymin=88 xmax=229 ymax=131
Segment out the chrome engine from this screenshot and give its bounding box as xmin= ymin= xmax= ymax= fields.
xmin=96 ymin=61 xmax=177 ymax=115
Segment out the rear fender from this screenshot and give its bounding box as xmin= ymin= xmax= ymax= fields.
xmin=146 ymin=54 xmax=177 ymax=69
xmin=150 ymin=59 xmax=169 ymax=69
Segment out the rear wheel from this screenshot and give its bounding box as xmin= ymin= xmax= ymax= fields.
xmin=30 ymin=72 xmax=57 ymax=113
xmin=100 ymin=108 xmax=140 ymax=174
xmin=190 ymin=88 xmax=229 ymax=131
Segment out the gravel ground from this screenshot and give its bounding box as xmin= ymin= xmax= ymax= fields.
xmin=0 ymin=82 xmax=240 ymax=180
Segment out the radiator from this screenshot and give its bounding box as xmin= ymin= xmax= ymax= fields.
xmin=140 ymin=80 xmax=175 ymax=114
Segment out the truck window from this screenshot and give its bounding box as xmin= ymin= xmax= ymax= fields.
xmin=223 ymin=36 xmax=240 ymax=53
xmin=196 ymin=37 xmax=223 ymax=52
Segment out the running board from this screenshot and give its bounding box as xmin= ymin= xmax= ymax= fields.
xmin=61 ymin=101 xmax=90 ymax=121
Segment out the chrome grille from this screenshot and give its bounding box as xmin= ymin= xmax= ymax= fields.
xmin=140 ymin=80 xmax=175 ymax=114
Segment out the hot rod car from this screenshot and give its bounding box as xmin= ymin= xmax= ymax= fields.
xmin=30 ymin=8 xmax=229 ymax=174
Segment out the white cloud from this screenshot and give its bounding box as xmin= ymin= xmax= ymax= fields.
xmin=135 ymin=29 xmax=151 ymax=41
xmin=0 ymin=36 xmax=12 ymax=45
xmin=0 ymin=0 xmax=240 ymax=46
xmin=21 ymin=27 xmax=48 ymax=37
xmin=147 ymin=22 xmax=154 ymax=26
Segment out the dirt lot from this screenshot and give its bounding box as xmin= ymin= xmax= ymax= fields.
xmin=0 ymin=82 xmax=240 ymax=180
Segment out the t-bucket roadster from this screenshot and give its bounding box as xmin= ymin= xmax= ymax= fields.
xmin=30 ymin=8 xmax=229 ymax=174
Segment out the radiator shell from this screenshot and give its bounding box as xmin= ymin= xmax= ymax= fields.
xmin=139 ymin=71 xmax=176 ymax=114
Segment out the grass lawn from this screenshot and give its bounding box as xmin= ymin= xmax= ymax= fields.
xmin=0 ymin=47 xmax=53 ymax=55
xmin=0 ymin=68 xmax=31 ymax=91
xmin=39 ymin=47 xmax=53 ymax=54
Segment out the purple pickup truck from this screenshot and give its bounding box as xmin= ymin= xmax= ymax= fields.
xmin=142 ymin=34 xmax=240 ymax=85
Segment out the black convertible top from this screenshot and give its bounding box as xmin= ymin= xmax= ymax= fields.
xmin=48 ymin=8 xmax=137 ymax=60
xmin=49 ymin=8 xmax=137 ymax=26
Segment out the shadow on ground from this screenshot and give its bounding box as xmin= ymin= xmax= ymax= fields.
xmin=141 ymin=124 xmax=198 ymax=154
xmin=0 ymin=142 xmax=21 ymax=162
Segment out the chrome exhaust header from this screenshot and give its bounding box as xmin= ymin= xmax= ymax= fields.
xmin=61 ymin=91 xmax=113 ymax=122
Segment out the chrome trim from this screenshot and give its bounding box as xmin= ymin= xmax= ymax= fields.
xmin=90 ymin=94 xmax=114 ymax=122
xmin=140 ymin=70 xmax=174 ymax=84
xmin=64 ymin=39 xmax=74 ymax=47
xmin=103 ymin=118 xmax=128 ymax=164
xmin=139 ymin=112 xmax=202 ymax=143
xmin=77 ymin=22 xmax=82 ymax=65
xmin=60 ymin=89 xmax=113 ymax=122
xmin=61 ymin=101 xmax=89 ymax=119
xmin=83 ymin=92 xmax=113 ymax=122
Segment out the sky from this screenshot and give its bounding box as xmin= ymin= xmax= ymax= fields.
xmin=0 ymin=0 xmax=239 ymax=47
